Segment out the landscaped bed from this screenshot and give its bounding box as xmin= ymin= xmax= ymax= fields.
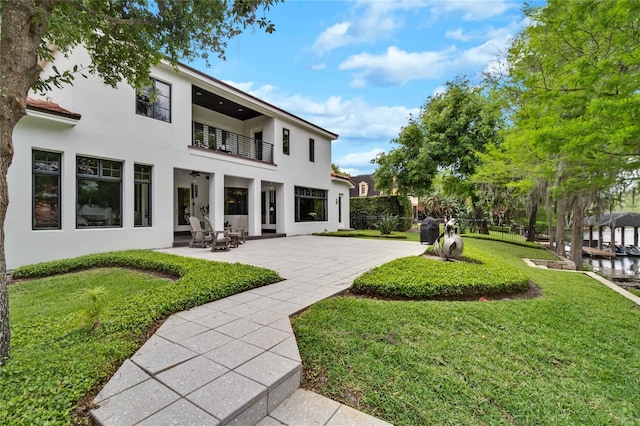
xmin=353 ymin=244 xmax=532 ymax=300
xmin=293 ymin=238 xmax=640 ymax=425
xmin=1 ymin=250 xmax=281 ymax=425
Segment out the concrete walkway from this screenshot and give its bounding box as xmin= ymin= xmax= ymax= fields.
xmin=91 ymin=235 xmax=424 ymax=425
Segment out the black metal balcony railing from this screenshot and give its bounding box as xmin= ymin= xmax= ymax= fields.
xmin=192 ymin=121 xmax=274 ymax=164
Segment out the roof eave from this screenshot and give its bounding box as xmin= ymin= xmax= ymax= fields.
xmin=26 ymin=108 xmax=81 ymax=125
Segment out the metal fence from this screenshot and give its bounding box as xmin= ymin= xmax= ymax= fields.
xmin=459 ymin=220 xmax=569 ymax=246
xmin=350 ymin=213 xmax=414 ymax=231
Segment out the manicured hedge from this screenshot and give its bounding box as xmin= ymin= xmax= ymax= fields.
xmin=350 ymin=195 xmax=413 ymax=230
xmin=352 ymin=246 xmax=529 ymax=299
xmin=3 ymin=250 xmax=282 ymax=425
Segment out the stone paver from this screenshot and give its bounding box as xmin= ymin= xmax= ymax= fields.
xmin=91 ymin=235 xmax=421 ymax=425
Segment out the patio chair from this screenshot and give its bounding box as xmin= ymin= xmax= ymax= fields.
xmin=211 ymin=229 xmax=231 ymax=252
xmin=229 ymin=216 xmax=247 ymax=244
xmin=189 ymin=216 xmax=212 ymax=248
xmin=204 ymin=216 xmax=231 ymax=251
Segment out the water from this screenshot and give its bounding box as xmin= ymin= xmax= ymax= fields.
xmin=582 ymin=228 xmax=640 ymax=288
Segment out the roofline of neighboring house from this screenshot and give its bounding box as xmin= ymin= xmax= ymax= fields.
xmin=26 ymin=98 xmax=82 ymax=124
xmin=175 ymin=61 xmax=339 ymax=141
xmin=331 ymin=172 xmax=355 ymax=188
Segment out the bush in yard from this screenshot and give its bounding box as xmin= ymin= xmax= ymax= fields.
xmin=376 ymin=215 xmax=399 ymax=235
xmin=353 ymin=245 xmax=529 ymax=299
xmin=3 ymin=250 xmax=282 ymax=425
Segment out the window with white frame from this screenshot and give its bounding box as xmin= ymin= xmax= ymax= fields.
xmin=76 ymin=156 xmax=122 ymax=228
xmin=295 ymin=186 xmax=327 ymax=222
xmin=136 ymin=77 xmax=171 ymax=122
xmin=359 ymin=182 xmax=368 ymax=196
xmin=33 ymin=150 xmax=61 ymax=230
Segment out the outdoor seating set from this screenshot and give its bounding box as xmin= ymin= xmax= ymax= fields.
xmin=188 ymin=216 xmax=246 ymax=251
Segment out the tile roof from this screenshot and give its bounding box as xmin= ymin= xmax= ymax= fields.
xmin=27 ymin=98 xmax=81 ymax=120
xmin=331 ymin=172 xmax=355 ymax=187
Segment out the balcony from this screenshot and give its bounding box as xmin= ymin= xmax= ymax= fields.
xmin=192 ymin=121 xmax=274 ymax=164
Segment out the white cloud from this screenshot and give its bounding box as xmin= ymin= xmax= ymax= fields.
xmin=313 ymin=22 xmax=351 ymax=54
xmin=445 ymin=28 xmax=472 ymax=42
xmin=339 ymin=46 xmax=453 ymax=87
xmin=432 ymin=85 xmax=447 ymax=97
xmin=430 ymin=0 xmax=512 ymax=21
xmin=312 ymin=0 xmax=427 ymax=55
xmin=336 ymin=148 xmax=384 ymax=167
xmin=338 ymin=20 xmax=520 ymax=87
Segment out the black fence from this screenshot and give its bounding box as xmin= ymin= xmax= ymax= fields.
xmin=459 ymin=220 xmax=573 ymax=247
xmin=350 ymin=213 xmax=414 ymax=231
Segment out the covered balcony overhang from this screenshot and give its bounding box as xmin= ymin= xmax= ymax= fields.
xmin=192 ymin=85 xmax=262 ymax=121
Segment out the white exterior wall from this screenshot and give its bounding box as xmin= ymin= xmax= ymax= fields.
xmin=6 ymin=48 xmax=349 ymax=269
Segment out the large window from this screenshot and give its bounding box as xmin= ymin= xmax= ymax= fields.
xmin=77 ymin=156 xmax=122 ymax=228
xmin=134 ymin=164 xmax=152 ymax=227
xmin=309 ymin=138 xmax=315 ymax=162
xmin=224 ymin=187 xmax=248 ymax=215
xmin=282 ymin=128 xmax=290 ymax=155
xmin=136 ymin=77 xmax=171 ymax=122
xmin=295 ymin=186 xmax=327 ymax=222
xmin=33 ymin=150 xmax=61 ymax=230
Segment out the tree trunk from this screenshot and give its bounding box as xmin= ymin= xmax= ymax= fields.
xmin=555 ymin=196 xmax=566 ymax=257
xmin=471 ymin=194 xmax=489 ymax=234
xmin=527 ymin=197 xmax=538 ymax=242
xmin=570 ymin=196 xmax=586 ymax=270
xmin=0 ymin=0 xmax=55 ymax=364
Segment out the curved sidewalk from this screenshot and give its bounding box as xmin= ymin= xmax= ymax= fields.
xmin=91 ymin=235 xmax=424 ymax=425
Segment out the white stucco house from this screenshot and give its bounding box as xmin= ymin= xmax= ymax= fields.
xmin=7 ymin=47 xmax=353 ymax=270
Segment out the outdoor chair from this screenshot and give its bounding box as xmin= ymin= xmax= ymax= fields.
xmin=204 ymin=216 xmax=231 ymax=251
xmin=228 ymin=216 xmax=247 ymax=244
xmin=211 ymin=230 xmax=231 ymax=251
xmin=189 ymin=216 xmax=212 ymax=248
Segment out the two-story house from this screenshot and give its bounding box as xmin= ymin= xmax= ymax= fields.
xmin=7 ymin=47 xmax=353 ymax=269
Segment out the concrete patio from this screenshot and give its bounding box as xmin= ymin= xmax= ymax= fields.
xmin=90 ymin=235 xmax=424 ymax=425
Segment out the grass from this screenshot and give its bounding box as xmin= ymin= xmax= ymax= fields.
xmin=352 ymin=244 xmax=534 ymax=299
xmin=293 ymin=238 xmax=640 ymax=425
xmin=1 ymin=250 xmax=281 ymax=425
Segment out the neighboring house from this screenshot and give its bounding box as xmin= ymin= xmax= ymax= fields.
xmin=349 ymin=174 xmax=421 ymax=220
xmin=8 ymin=47 xmax=352 ymax=269
xmin=349 ymin=174 xmax=381 ymax=198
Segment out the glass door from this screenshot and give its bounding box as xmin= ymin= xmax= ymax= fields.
xmin=177 ymin=187 xmax=191 ymax=226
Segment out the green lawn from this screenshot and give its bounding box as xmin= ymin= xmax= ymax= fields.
xmin=1 ymin=250 xmax=281 ymax=425
xmin=293 ymin=238 xmax=640 ymax=425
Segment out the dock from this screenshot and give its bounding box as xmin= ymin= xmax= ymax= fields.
xmin=582 ymin=246 xmax=615 ymax=258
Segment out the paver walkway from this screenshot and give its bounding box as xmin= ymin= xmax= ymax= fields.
xmin=91 ymin=235 xmax=424 ymax=425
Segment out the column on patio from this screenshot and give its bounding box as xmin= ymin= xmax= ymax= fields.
xmin=248 ymin=178 xmax=261 ymax=237
xmin=275 ymin=182 xmax=286 ymax=235
xmin=209 ymin=172 xmax=225 ymax=231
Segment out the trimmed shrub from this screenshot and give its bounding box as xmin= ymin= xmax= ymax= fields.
xmin=3 ymin=250 xmax=282 ymax=425
xmin=376 ymin=215 xmax=399 ymax=235
xmin=352 ymin=248 xmax=529 ymax=299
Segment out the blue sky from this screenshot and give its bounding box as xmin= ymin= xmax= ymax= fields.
xmin=189 ymin=0 xmax=530 ymax=176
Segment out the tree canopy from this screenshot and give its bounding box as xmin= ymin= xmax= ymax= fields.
xmin=0 ymin=0 xmax=280 ymax=363
xmin=480 ymin=0 xmax=640 ymax=265
xmin=372 ymin=77 xmax=503 ymax=224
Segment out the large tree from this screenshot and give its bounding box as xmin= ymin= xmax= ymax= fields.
xmin=483 ymin=0 xmax=640 ymax=266
xmin=373 ymin=77 xmax=503 ymax=229
xmin=0 ymin=0 xmax=279 ymax=363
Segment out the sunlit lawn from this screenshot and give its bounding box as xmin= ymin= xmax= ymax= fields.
xmin=293 ymin=238 xmax=640 ymax=425
xmin=1 ymin=251 xmax=280 ymax=425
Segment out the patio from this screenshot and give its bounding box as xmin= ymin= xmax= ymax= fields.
xmin=90 ymin=235 xmax=424 ymax=425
